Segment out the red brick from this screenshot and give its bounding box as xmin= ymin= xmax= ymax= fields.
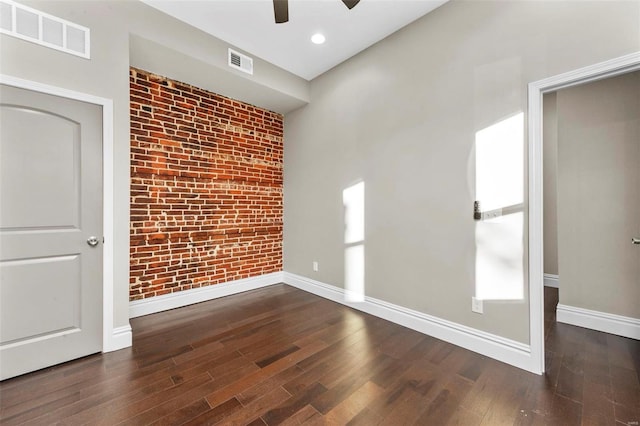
xmin=129 ymin=67 xmax=283 ymax=300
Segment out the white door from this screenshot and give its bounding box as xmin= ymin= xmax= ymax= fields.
xmin=0 ymin=84 xmax=103 ymax=380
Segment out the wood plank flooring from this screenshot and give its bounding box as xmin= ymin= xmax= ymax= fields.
xmin=1 ymin=284 xmax=638 ymax=425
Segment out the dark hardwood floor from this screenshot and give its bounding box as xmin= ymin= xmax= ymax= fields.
xmin=1 ymin=284 xmax=638 ymax=425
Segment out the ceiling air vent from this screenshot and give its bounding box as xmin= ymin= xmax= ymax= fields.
xmin=228 ymin=48 xmax=253 ymax=75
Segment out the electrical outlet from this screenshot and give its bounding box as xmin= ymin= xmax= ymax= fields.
xmin=312 ymin=261 xmax=319 ymax=272
xmin=472 ymin=297 xmax=483 ymax=314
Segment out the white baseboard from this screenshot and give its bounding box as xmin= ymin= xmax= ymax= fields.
xmin=556 ymin=304 xmax=640 ymax=340
xmin=282 ymin=272 xmax=535 ymax=373
xmin=544 ymin=274 xmax=559 ymax=288
xmin=129 ymin=272 xmax=283 ymax=318
xmin=104 ymin=325 xmax=132 ymax=352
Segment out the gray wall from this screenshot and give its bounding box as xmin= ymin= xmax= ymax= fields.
xmin=556 ymin=72 xmax=640 ymax=319
xmin=0 ymin=0 xmax=308 ymax=332
xmin=284 ymin=0 xmax=640 ymax=343
xmin=543 ymin=93 xmax=559 ymax=276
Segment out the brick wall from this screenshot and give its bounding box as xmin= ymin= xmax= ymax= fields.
xmin=129 ymin=67 xmax=283 ymax=301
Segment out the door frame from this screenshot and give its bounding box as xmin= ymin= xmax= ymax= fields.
xmin=527 ymin=51 xmax=640 ymax=374
xmin=0 ymin=74 xmax=119 ymax=352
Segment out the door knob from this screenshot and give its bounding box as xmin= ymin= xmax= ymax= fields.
xmin=633 ymin=237 xmax=640 ymax=245
xmin=87 ymin=236 xmax=99 ymax=247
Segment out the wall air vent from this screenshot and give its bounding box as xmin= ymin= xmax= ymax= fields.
xmin=0 ymin=0 xmax=90 ymax=59
xmin=228 ymin=48 xmax=253 ymax=75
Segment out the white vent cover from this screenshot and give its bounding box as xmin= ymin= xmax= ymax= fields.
xmin=0 ymin=0 xmax=90 ymax=59
xmin=228 ymin=48 xmax=253 ymax=75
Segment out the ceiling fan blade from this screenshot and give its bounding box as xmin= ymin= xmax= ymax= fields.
xmin=342 ymin=0 xmax=360 ymax=9
xmin=273 ymin=0 xmax=289 ymax=23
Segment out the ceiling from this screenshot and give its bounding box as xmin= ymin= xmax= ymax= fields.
xmin=142 ymin=0 xmax=448 ymax=81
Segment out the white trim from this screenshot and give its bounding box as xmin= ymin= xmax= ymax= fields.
xmin=0 ymin=74 xmax=124 ymax=353
xmin=109 ymin=325 xmax=133 ymax=351
xmin=527 ymin=51 xmax=640 ymax=375
xmin=129 ymin=272 xmax=284 ymax=318
xmin=101 ymin=96 xmax=118 ymax=352
xmin=543 ymin=274 xmax=559 ymax=288
xmin=283 ymin=272 xmax=535 ymax=373
xmin=556 ymin=304 xmax=640 ymax=340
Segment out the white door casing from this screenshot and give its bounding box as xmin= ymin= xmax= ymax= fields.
xmin=527 ymin=52 xmax=640 ymax=374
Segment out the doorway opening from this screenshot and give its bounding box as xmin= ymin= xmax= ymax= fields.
xmin=527 ymin=52 xmax=640 ymax=375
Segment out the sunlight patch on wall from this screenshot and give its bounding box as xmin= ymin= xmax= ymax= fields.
xmin=476 ymin=212 xmax=524 ymax=300
xmin=343 ymin=181 xmax=365 ymax=302
xmin=475 ymin=112 xmax=525 ymax=301
xmin=475 ymin=113 xmax=524 ymax=211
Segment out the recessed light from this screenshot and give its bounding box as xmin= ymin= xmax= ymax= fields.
xmin=311 ymin=33 xmax=326 ymax=45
